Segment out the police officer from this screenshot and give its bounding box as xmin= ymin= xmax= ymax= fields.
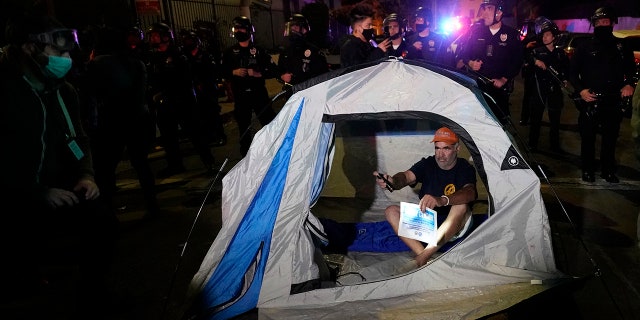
xmin=84 ymin=25 xmax=160 ymax=219
xmin=569 ymin=6 xmax=636 ymax=183
xmin=126 ymin=25 xmax=149 ymax=61
xmin=382 ymin=13 xmax=409 ymax=58
xmin=380 ymin=13 xmax=416 ymax=131
xmin=457 ymin=0 xmax=522 ymax=124
xmin=180 ymin=29 xmax=227 ymax=147
xmin=146 ymin=22 xmax=215 ymax=177
xmin=278 ymin=13 xmax=329 ymax=87
xmin=519 ymin=7 xmax=540 ymax=125
xmin=405 ymin=6 xmax=445 ymax=63
xmin=222 ymin=16 xmax=278 ymax=157
xmin=527 ymin=18 xmax=569 ymax=153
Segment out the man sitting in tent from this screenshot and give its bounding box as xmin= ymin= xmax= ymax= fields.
xmin=374 ymin=127 xmax=477 ymax=266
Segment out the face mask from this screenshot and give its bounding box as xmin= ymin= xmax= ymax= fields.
xmin=362 ymin=28 xmax=375 ymax=41
xmin=44 ymin=55 xmax=73 ymax=79
xmin=288 ymin=32 xmax=303 ymax=42
xmin=415 ymin=23 xmax=428 ymax=32
xmin=593 ymin=26 xmax=613 ymax=39
xmin=234 ymin=31 xmax=250 ymax=42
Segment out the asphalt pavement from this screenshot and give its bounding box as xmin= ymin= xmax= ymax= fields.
xmin=2 ymin=69 xmax=639 ymax=320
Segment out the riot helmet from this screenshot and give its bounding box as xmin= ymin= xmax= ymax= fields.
xmin=414 ymin=6 xmax=433 ymax=32
xmin=478 ymin=0 xmax=505 ymax=26
xmin=590 ymin=6 xmax=618 ymax=26
xmin=534 ymin=17 xmax=559 ymax=36
xmin=384 ymin=13 xmax=406 ymax=29
xmin=127 ymin=26 xmax=144 ymax=49
xmin=283 ymin=14 xmax=309 ymax=38
xmin=179 ymin=29 xmax=201 ymax=51
xmin=147 ymin=22 xmax=174 ymax=48
xmin=193 ymin=20 xmax=215 ymax=42
xmin=383 ymin=13 xmax=405 ymax=39
xmin=232 ymin=16 xmax=254 ymax=42
xmin=480 ymin=0 xmax=505 ymax=12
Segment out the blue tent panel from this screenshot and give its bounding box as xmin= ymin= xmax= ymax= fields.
xmin=201 ymin=101 xmax=305 ymax=319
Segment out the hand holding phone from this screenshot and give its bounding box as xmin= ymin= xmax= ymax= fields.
xmin=377 ymin=172 xmax=394 ymax=192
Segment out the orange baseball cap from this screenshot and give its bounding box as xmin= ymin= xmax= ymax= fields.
xmin=431 ymin=127 xmax=458 ymax=144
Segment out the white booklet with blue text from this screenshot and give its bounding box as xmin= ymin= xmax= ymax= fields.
xmin=398 ymin=202 xmax=438 ymax=244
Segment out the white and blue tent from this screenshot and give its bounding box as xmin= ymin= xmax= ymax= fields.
xmin=184 ymin=58 xmax=566 ymax=319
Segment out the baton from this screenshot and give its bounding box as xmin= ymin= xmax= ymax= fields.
xmin=547 ymin=66 xmax=582 ymax=101
xmin=463 ymin=65 xmax=494 ymax=87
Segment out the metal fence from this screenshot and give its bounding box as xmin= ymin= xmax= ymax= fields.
xmin=137 ymin=0 xmax=286 ymax=53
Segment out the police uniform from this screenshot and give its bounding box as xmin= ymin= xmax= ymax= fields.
xmin=278 ymin=35 xmax=328 ymax=86
xmin=405 ymin=32 xmax=446 ymax=63
xmin=387 ymin=40 xmax=409 ymax=58
xmin=458 ymin=22 xmax=522 ymax=121
xmin=221 ymin=42 xmax=277 ymax=156
xmin=182 ymin=37 xmax=227 ymax=146
xmin=528 ymin=40 xmax=569 ymax=151
xmin=569 ymin=14 xmax=636 ymax=181
xmin=147 ymin=45 xmax=198 ymax=173
xmin=147 ymin=25 xmax=216 ymax=176
xmin=519 ymin=18 xmax=538 ymax=125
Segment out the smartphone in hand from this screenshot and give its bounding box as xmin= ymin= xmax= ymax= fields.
xmin=377 ymin=173 xmax=394 ymax=192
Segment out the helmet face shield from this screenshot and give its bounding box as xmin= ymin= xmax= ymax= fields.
xmin=480 ymin=0 xmax=504 ymax=10
xmin=30 ymin=28 xmax=78 ymax=51
xmin=283 ymin=21 xmax=306 ymax=38
xmin=590 ymin=7 xmax=618 ymax=26
xmin=534 ymin=17 xmax=558 ymax=36
xmin=146 ymin=23 xmax=174 ymax=46
xmin=231 ymin=16 xmax=254 ymax=34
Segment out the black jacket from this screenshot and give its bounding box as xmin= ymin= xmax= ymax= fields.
xmin=569 ymin=34 xmax=636 ymax=95
xmin=278 ymin=36 xmax=329 ymax=85
xmin=340 ymin=35 xmax=386 ymax=68
xmin=221 ymin=42 xmax=278 ymax=95
xmin=0 ymin=45 xmax=94 ymax=204
xmin=458 ymin=23 xmax=523 ymax=80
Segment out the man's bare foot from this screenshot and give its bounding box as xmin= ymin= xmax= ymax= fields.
xmin=415 ymin=246 xmax=438 ymax=267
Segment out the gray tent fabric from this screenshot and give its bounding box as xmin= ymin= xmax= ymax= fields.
xmin=184 ymin=58 xmax=566 ymax=319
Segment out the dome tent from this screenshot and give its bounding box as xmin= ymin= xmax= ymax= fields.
xmin=184 ymin=58 xmax=566 ymax=319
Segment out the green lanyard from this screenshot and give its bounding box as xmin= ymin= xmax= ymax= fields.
xmin=56 ymin=90 xmax=76 ymax=137
xmin=23 ymin=75 xmax=76 ymax=137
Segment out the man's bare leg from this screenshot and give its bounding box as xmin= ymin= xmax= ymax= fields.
xmin=386 ymin=204 xmax=472 ymax=267
xmin=385 ymin=205 xmax=426 ymax=256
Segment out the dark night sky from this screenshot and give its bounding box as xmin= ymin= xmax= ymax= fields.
xmin=2 ymin=0 xmax=639 ymax=46
xmin=533 ymin=0 xmax=639 ymax=20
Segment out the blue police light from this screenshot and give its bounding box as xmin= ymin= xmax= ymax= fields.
xmin=440 ymin=16 xmax=463 ymax=35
